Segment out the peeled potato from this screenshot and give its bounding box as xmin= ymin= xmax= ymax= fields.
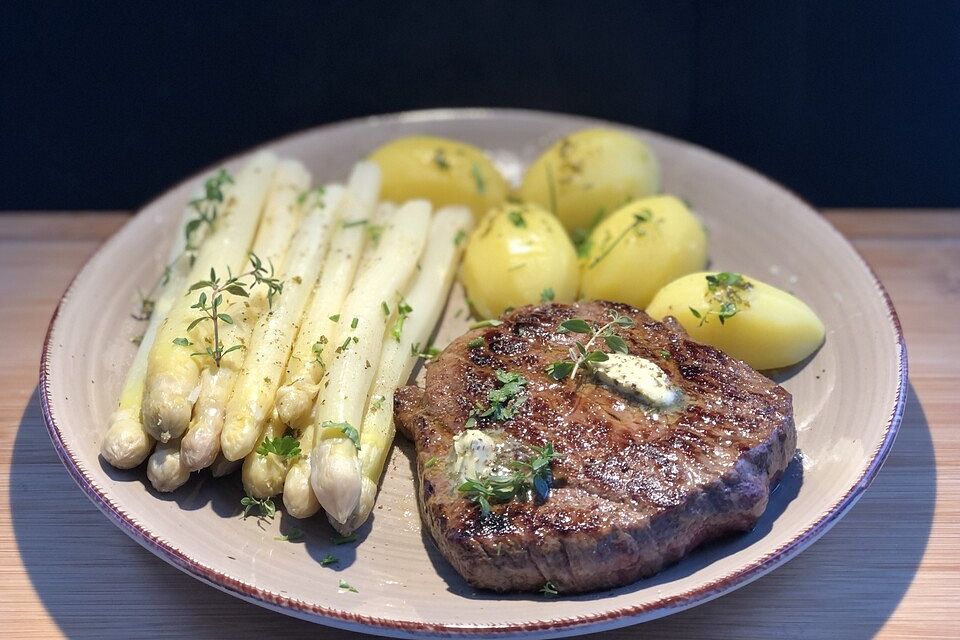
xmin=646 ymin=271 xmax=825 ymax=370
xmin=519 ymin=128 xmax=660 ymax=236
xmin=579 ymin=195 xmax=707 ymax=309
xmin=461 ymin=203 xmax=579 ymax=319
xmin=369 ymin=136 xmax=509 ymax=220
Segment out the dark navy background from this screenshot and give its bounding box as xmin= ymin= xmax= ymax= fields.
xmin=2 ymin=1 xmax=958 ymax=209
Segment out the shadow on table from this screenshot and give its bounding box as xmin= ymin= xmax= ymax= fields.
xmin=10 ymin=384 xmax=934 ymax=639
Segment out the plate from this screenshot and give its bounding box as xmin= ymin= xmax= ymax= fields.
xmin=40 ymin=109 xmax=907 ymax=638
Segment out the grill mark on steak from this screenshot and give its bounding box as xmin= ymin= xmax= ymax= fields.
xmin=394 ymin=301 xmax=796 ymax=593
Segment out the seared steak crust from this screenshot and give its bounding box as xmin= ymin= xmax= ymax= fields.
xmin=395 ymin=301 xmax=795 ymax=593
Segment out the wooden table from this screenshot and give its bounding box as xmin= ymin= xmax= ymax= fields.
xmin=1 ymin=211 xmax=957 ymax=639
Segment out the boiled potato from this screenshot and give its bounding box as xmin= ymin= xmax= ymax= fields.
xmin=519 ymin=128 xmax=660 ymax=236
xmin=461 ymin=203 xmax=579 ymax=319
xmin=579 ymin=195 xmax=707 ymax=309
xmin=369 ymin=136 xmax=508 ymax=219
xmin=646 ymin=271 xmax=825 ymax=370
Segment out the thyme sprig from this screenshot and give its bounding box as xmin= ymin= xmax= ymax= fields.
xmin=689 ymin=272 xmax=753 ymax=326
xmin=178 ymin=252 xmax=283 ymax=367
xmin=241 ymin=494 xmax=276 ymax=519
xmin=546 ymin=311 xmax=634 ymax=381
xmin=133 ymin=169 xmax=233 ymax=321
xmin=466 ymin=369 xmax=527 ymax=427
xmin=587 ymin=209 xmax=651 ymax=268
xmin=457 ymin=442 xmax=560 ymax=516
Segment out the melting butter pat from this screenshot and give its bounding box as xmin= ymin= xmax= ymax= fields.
xmin=593 ymin=353 xmax=681 ymax=408
xmin=453 ymin=429 xmax=496 ymax=481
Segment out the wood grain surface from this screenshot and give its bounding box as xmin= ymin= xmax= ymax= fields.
xmin=1 ymin=211 xmax=956 ymax=639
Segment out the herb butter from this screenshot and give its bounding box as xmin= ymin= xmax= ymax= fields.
xmin=453 ymin=429 xmax=497 ymax=481
xmin=592 ymin=353 xmax=681 ymax=408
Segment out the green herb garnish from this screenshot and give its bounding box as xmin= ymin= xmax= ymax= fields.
xmin=468 ymin=369 xmax=527 ymax=424
xmin=540 ymin=287 xmax=555 ymax=302
xmin=587 ymin=209 xmax=651 ymax=268
xmin=467 ymin=336 xmax=485 ymax=349
xmin=471 ymin=162 xmax=486 ymax=194
xmin=411 ymin=342 xmax=441 ymax=360
xmin=133 ymin=170 xmax=232 ymax=322
xmin=332 ymin=532 xmax=358 ymax=545
xmin=184 ymin=253 xmax=282 ymax=367
xmin=391 ymin=297 xmax=413 ymax=341
xmin=256 ymin=435 xmax=302 ymax=459
xmin=690 ymin=272 xmax=753 ymax=326
xmin=366 ymin=223 xmax=384 ymax=247
xmin=457 ymin=442 xmax=560 ymax=516
xmin=240 ymin=494 xmax=276 ymax=520
xmin=546 ymin=311 xmax=634 ymax=381
xmin=469 ymin=319 xmax=502 ymax=329
xmin=507 ymin=209 xmax=527 ymax=228
xmin=275 ymin=529 xmax=305 ymax=542
xmin=433 ymin=148 xmax=450 ymax=170
xmin=320 ymin=554 xmax=339 ymax=566
xmin=322 ymin=421 xmax=360 ymax=451
xmin=312 ymin=336 xmax=328 ymax=368
xmin=338 ymin=579 xmax=359 ymax=593
xmin=540 ymin=581 xmax=559 ymax=596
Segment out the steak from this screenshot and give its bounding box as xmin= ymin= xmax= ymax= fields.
xmin=394 ymin=301 xmax=796 ymax=593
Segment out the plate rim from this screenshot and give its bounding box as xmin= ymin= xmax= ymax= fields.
xmin=38 ymin=107 xmax=909 ymax=637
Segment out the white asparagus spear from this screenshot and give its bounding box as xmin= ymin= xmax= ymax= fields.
xmin=242 ymin=411 xmax=290 ymax=498
xmin=147 ymin=437 xmax=190 ymax=492
xmin=281 ymin=403 xmax=322 ymax=518
xmin=280 ymin=202 xmax=393 ymax=519
xmin=275 ymin=162 xmax=381 ymax=429
xmin=220 ymin=185 xmax=343 ymax=461
xmin=311 ymin=200 xmax=432 ymax=524
xmin=179 ymin=160 xmax=311 ymax=469
xmin=238 ymin=190 xmax=347 ymax=495
xmin=142 ymin=152 xmax=277 ymax=443
xmin=101 ymin=185 xmax=215 ymax=469
xmin=340 ymin=206 xmax=473 ymax=532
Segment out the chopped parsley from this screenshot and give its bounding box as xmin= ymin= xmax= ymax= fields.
xmin=433 ymin=148 xmax=450 ymax=170
xmin=332 ymin=532 xmax=358 ymax=545
xmin=320 ymin=554 xmax=339 ymax=566
xmin=256 ymin=435 xmax=301 ymax=459
xmin=275 ymin=529 xmax=305 ymax=542
xmin=240 ymin=495 xmax=276 ymax=519
xmin=467 ymin=369 xmax=527 ymax=425
xmin=507 ymin=209 xmax=527 ymax=228
xmin=471 ymin=162 xmax=486 ymax=194
xmin=391 ymin=298 xmax=413 ymax=341
xmin=321 ymin=421 xmax=361 ymax=451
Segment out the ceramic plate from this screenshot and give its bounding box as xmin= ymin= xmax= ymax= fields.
xmin=40 ymin=109 xmax=906 ymax=638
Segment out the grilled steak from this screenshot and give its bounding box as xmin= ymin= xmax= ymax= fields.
xmin=394 ymin=301 xmax=795 ymax=593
